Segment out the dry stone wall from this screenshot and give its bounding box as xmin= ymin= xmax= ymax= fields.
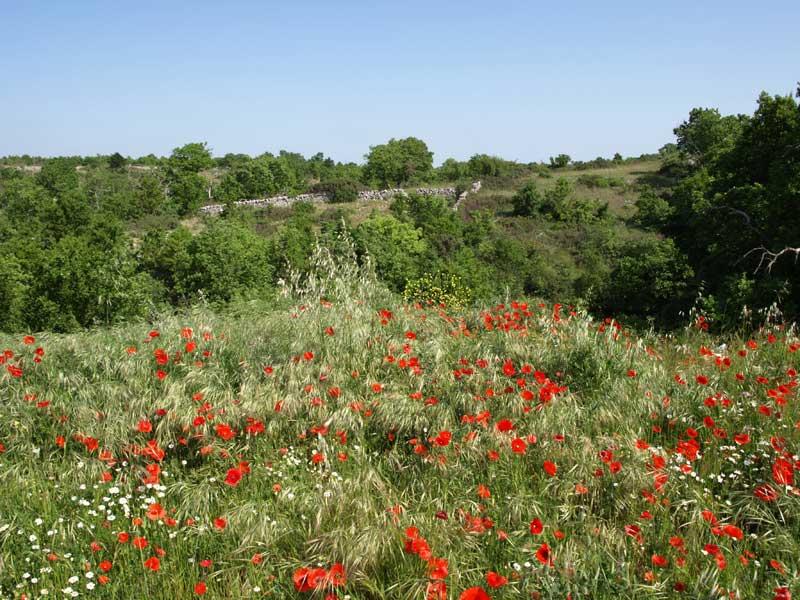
xmin=199 ymin=182 xmax=480 ymax=214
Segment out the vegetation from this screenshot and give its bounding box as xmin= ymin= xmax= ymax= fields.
xmin=1 ymin=86 xmax=798 ymax=335
xmin=1 ymin=251 xmax=798 ymax=599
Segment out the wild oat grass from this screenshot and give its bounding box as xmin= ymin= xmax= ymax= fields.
xmin=0 ymin=247 xmax=798 ymax=599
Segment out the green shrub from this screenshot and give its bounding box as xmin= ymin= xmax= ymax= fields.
xmin=404 ymin=272 xmax=471 ymax=309
xmin=311 ymin=179 xmax=360 ymax=203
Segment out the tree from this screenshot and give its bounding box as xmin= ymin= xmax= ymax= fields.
xmin=354 ymin=215 xmax=427 ymax=290
xmin=183 ymin=220 xmax=273 ymax=302
xmin=108 ymin=152 xmax=127 ymax=171
xmin=549 ymin=154 xmax=571 ymax=169
xmin=673 ymin=108 xmax=746 ymax=167
xmin=169 ymin=173 xmax=207 ymax=215
xmin=596 ymin=237 xmax=693 ymax=320
xmin=363 ymin=137 xmax=434 ymax=187
xmin=168 ymin=142 xmax=214 ymax=176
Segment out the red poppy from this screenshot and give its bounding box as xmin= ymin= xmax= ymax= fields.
xmin=772 ymin=458 xmax=794 ymax=486
xmin=530 ymin=518 xmax=544 ymax=535
xmin=434 ymin=431 xmax=452 ymax=447
xmin=543 ymin=461 xmax=557 ymax=477
xmin=459 ymin=587 xmax=490 ymax=600
xmin=535 ymin=543 xmax=552 ymax=565
xmin=511 ymin=438 xmax=527 ymax=454
xmin=495 ymin=419 xmax=514 ymax=432
xmin=143 ymin=556 xmax=160 ymax=571
xmin=213 ymin=517 xmax=227 ymax=530
xmin=194 ymin=582 xmax=207 ymax=595
xmin=652 ymin=554 xmax=668 ymax=568
xmin=225 ymin=468 xmax=242 ymax=486
xmin=485 ymin=571 xmax=507 ymax=588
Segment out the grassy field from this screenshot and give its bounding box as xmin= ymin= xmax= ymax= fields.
xmin=1 ymin=249 xmax=798 ymax=599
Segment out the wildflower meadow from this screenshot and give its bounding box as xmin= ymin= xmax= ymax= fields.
xmin=1 ymin=248 xmax=798 ymax=599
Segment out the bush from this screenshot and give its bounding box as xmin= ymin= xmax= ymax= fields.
xmin=183 ymin=220 xmax=274 ymax=303
xmin=310 ymin=179 xmax=360 ymax=203
xmin=404 ymin=272 xmax=471 ymax=309
xmin=511 ymin=182 xmax=544 ymax=216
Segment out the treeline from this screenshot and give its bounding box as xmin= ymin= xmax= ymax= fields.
xmin=1 ymin=86 xmax=797 ymax=333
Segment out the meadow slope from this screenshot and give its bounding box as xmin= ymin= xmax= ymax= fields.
xmin=1 ymin=251 xmax=798 ymax=599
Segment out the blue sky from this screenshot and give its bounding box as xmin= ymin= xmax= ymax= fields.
xmin=2 ymin=0 xmax=798 ymax=164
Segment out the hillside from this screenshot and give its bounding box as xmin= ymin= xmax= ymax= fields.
xmin=1 ymin=255 xmax=798 ymax=599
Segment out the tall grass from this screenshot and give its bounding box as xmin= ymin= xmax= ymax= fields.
xmin=0 ymin=249 xmax=798 ymax=599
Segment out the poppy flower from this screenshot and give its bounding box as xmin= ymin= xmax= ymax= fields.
xmin=530 ymin=518 xmax=543 ymax=535
xmin=143 ymin=556 xmax=160 ymax=571
xmin=543 ymin=461 xmax=557 ymax=477
xmin=194 ymin=582 xmax=207 ymax=595
xmin=459 ymin=587 xmax=490 ymax=600
xmin=225 ymin=468 xmax=242 ymax=486
xmin=485 ymin=572 xmax=507 ymax=589
xmin=652 ymin=554 xmax=668 ymax=568
xmin=146 ymin=503 xmax=166 ymax=521
xmin=433 ymin=431 xmax=452 ymax=447
xmin=511 ymin=438 xmax=527 ymax=454
xmin=213 ymin=517 xmax=227 ymax=530
xmin=132 ymin=536 xmax=147 ymax=549
xmin=495 ymin=419 xmax=514 ymax=432
xmin=535 ymin=542 xmax=552 ymax=565
xmin=772 ymin=458 xmax=794 ymax=486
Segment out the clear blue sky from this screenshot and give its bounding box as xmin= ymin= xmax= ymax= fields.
xmin=2 ymin=0 xmax=798 ymax=164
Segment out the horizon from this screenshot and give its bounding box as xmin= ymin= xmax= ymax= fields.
xmin=2 ymin=0 xmax=798 ymax=164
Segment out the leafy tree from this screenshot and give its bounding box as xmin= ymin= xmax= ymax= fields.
xmin=139 ymin=227 xmax=194 ymax=302
xmin=108 ymin=152 xmax=127 ymax=171
xmin=596 ymin=237 xmax=693 ymax=320
xmin=437 ymin=158 xmax=467 ymax=181
xmin=0 ymin=255 xmax=28 ymax=331
xmin=674 ymin=108 xmax=746 ymax=168
xmin=363 ymin=137 xmax=433 ymax=187
xmin=37 ymin=157 xmax=80 ymax=194
xmin=466 ymin=154 xmax=518 ymax=178
xmin=549 ymin=154 xmax=571 ymax=169
xmin=168 ymin=142 xmax=214 ymax=176
xmin=354 ymin=215 xmax=427 ymax=290
xmin=181 ymin=220 xmax=274 ymax=303
xmin=169 ymin=173 xmax=208 ymax=215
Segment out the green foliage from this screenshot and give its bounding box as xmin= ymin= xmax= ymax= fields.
xmin=576 ymin=174 xmax=626 ymax=188
xmin=363 ymin=137 xmax=434 ymax=187
xmin=108 ymin=152 xmax=127 ymax=171
xmin=182 ymin=220 xmax=274 ymax=303
xmin=650 ymin=89 xmax=800 ymax=326
xmin=512 ymin=178 xmax=606 ymax=223
xmin=511 ymin=181 xmax=544 ymax=216
xmin=0 ymin=255 xmax=28 ymax=331
xmin=632 ymin=187 xmax=675 ymax=230
xmin=36 ymin=157 xmax=80 ymax=194
xmin=168 ymin=142 xmax=214 ymax=176
xmin=674 ymin=107 xmax=747 ymax=168
xmin=169 ymin=173 xmax=208 ymax=216
xmin=310 ymin=178 xmax=360 ymax=203
xmin=593 ymin=237 xmax=694 ymax=320
xmin=436 ymin=157 xmax=468 ymax=181
xmin=548 ymin=153 xmax=571 ymax=169
xmin=353 ymin=215 xmax=427 ymax=290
